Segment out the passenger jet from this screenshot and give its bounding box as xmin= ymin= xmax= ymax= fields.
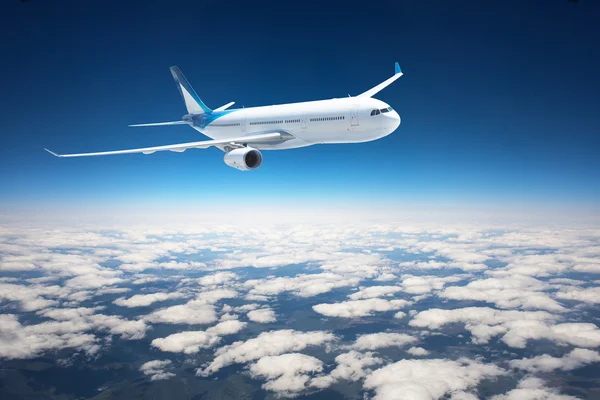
xmin=45 ymin=63 xmax=402 ymax=170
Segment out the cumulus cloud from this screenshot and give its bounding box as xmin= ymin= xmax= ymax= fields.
xmin=410 ymin=307 xmax=600 ymax=348
xmin=363 ymin=358 xmax=506 ymax=400
xmin=144 ymin=290 xmax=236 ymax=325
xmin=348 ymin=286 xmax=403 ymax=300
xmin=313 ymin=298 xmax=411 ymax=318
xmin=407 ymin=347 xmax=430 ymax=356
xmin=249 ymin=353 xmax=324 ymax=396
xmin=440 ymin=276 xmax=567 ymax=312
xmin=0 ymin=314 xmax=99 ymax=359
xmin=311 ymin=351 xmax=384 ymax=388
xmin=244 ymin=273 xmax=360 ymax=298
xmin=199 ymin=330 xmax=336 ymax=376
xmin=555 ymin=287 xmax=600 ymax=304
xmin=351 ymin=333 xmax=418 ymax=350
xmin=140 ymin=359 xmax=175 ymax=381
xmin=399 ymin=274 xmax=468 ymax=295
xmin=247 ymin=308 xmax=277 ymax=323
xmin=151 ymin=320 xmax=246 ymax=354
xmin=509 ymin=348 xmax=600 ymax=373
xmin=197 ymin=272 xmax=238 ymax=286
xmin=490 ymin=377 xmax=579 ymax=400
xmin=114 ymin=292 xmax=185 ymax=308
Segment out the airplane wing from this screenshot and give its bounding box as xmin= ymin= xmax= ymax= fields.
xmin=45 ymin=132 xmax=291 ymax=158
xmin=357 ymin=62 xmax=403 ymax=98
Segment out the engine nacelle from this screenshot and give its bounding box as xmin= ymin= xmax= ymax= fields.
xmin=224 ymin=147 xmax=263 ymax=171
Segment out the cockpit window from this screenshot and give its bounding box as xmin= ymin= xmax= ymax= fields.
xmin=370 ymin=109 xmax=381 ymax=116
xmin=381 ymin=108 xmax=390 ymax=113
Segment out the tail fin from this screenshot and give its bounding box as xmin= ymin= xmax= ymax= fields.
xmin=169 ymin=66 xmax=212 ymax=114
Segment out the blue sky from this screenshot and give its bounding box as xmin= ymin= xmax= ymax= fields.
xmin=1 ymin=0 xmax=599 ymax=215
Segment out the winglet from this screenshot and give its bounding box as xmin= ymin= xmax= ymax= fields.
xmin=395 ymin=62 xmax=401 ymax=75
xmin=44 ymin=148 xmax=61 ymax=157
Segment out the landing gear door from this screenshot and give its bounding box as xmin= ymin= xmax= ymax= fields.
xmin=351 ymin=104 xmax=359 ymax=127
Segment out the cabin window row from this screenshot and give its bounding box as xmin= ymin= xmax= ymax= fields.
xmin=309 ymin=116 xmax=345 ymax=122
xmin=213 ymin=123 xmax=241 ymax=127
xmin=370 ymin=107 xmax=393 ymax=116
xmin=285 ymin=119 xmax=301 ymax=123
xmin=250 ymin=120 xmax=285 ymax=125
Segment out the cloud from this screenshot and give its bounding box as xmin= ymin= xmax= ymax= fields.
xmin=313 ymin=299 xmax=411 ymax=318
xmin=440 ymin=276 xmax=567 ymax=312
xmin=509 ymin=348 xmax=600 ymax=373
xmin=247 ymin=308 xmax=277 ymax=323
xmin=139 ymin=360 xmax=175 ymax=381
xmin=151 ymin=331 xmax=221 ymax=354
xmin=249 ymin=353 xmax=324 ymax=397
xmin=490 ymin=377 xmax=579 ymax=400
xmin=244 ymin=273 xmax=360 ymax=298
xmin=114 ymin=292 xmax=186 ymax=308
xmin=144 ymin=290 xmax=236 ymax=325
xmin=410 ymin=307 xmax=600 ymax=348
xmin=197 ymin=272 xmax=238 ymax=286
xmin=351 ymin=333 xmax=418 ymax=350
xmin=348 ymin=286 xmax=403 ymax=300
xmin=399 ymin=274 xmax=469 ymax=295
xmin=407 ymin=347 xmax=430 ymax=356
xmin=151 ymin=320 xmax=246 ymax=354
xmin=199 ymin=329 xmax=336 ymax=376
xmin=0 ymin=314 xmax=99 ymax=359
xmin=555 ymin=287 xmax=600 ymax=304
xmin=311 ymin=351 xmax=384 ymax=388
xmin=363 ymin=358 xmax=506 ymax=400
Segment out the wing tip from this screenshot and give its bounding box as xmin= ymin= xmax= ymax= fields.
xmin=395 ymin=62 xmax=402 ymax=75
xmin=44 ymin=148 xmax=61 ymax=157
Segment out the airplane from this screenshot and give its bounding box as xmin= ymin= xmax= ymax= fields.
xmin=45 ymin=63 xmax=402 ymax=171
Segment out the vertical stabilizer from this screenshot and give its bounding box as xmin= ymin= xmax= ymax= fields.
xmin=169 ymin=66 xmax=212 ymax=114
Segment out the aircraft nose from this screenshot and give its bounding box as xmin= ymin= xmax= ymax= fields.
xmin=387 ymin=110 xmax=400 ymax=130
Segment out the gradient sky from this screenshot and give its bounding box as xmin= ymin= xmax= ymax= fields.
xmin=1 ymin=0 xmax=599 ymax=216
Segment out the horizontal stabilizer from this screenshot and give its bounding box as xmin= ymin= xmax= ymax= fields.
xmin=213 ymin=101 xmax=235 ymax=112
xmin=129 ymin=121 xmax=188 ymax=127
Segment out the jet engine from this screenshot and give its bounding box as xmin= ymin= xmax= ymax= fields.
xmin=224 ymin=147 xmax=263 ymax=171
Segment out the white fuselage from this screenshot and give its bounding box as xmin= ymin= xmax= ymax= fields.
xmin=192 ymin=97 xmax=400 ymax=150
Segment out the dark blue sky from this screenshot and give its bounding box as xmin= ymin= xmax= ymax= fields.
xmin=1 ymin=0 xmax=598 ymax=214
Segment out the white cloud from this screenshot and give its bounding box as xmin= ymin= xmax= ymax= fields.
xmin=351 ymin=333 xmax=418 ymax=350
xmin=114 ymin=292 xmax=185 ymax=308
xmin=249 ymin=353 xmax=324 ymax=397
xmin=0 ymin=314 xmax=99 ymax=359
xmin=247 ymin=308 xmax=276 ymax=323
xmin=509 ymin=348 xmax=600 ymax=373
xmin=206 ymin=320 xmax=247 ymax=336
xmin=555 ymin=287 xmax=600 ymax=304
xmin=145 ymin=301 xmax=218 ymax=325
xmin=152 ymin=331 xmax=221 ymax=354
xmin=197 ymin=272 xmax=238 ymax=286
xmin=410 ymin=307 xmax=600 ymax=348
xmin=313 ymin=299 xmax=411 ymax=318
xmin=348 ymin=286 xmax=403 ymax=300
xmin=244 ymin=273 xmax=360 ymax=298
xmin=143 ymin=290 xmax=236 ymax=326
xmin=199 ymin=329 xmax=336 ymax=376
xmin=490 ymin=377 xmax=579 ymax=400
xmin=440 ymin=276 xmax=567 ymax=312
xmin=311 ymin=351 xmax=384 ymax=388
xmin=86 ymin=314 xmax=148 ymax=340
xmin=364 ymin=358 xmax=506 ymax=400
xmin=407 ymin=347 xmax=430 ymax=356
xmin=400 ymin=274 xmax=468 ymax=295
xmin=140 ymin=359 xmax=175 ymax=381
